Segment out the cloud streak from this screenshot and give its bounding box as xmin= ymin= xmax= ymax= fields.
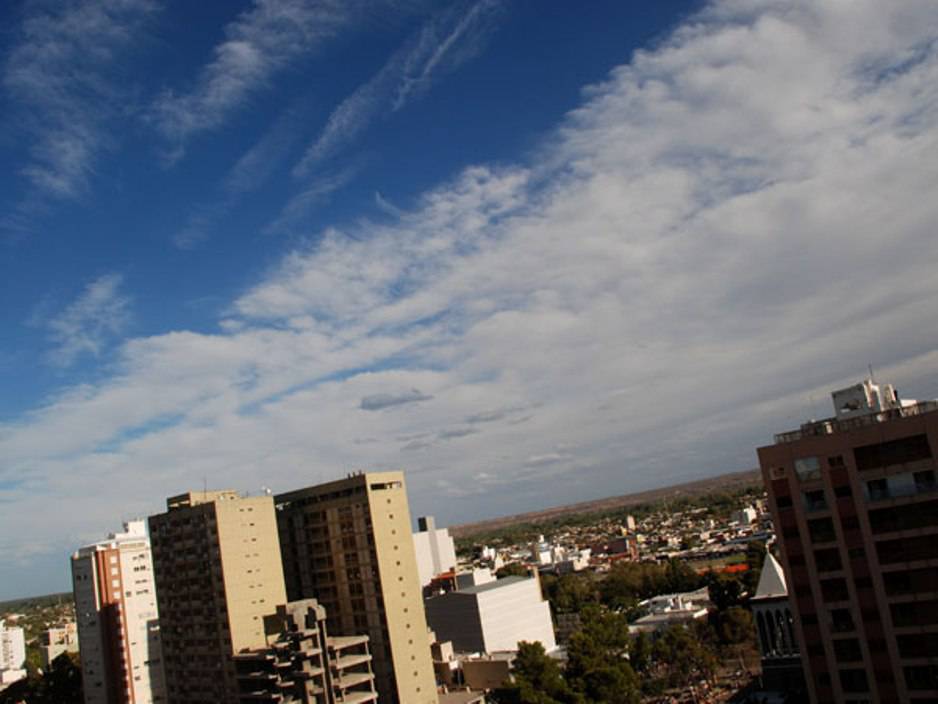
xmin=293 ymin=0 xmax=503 ymax=177
xmin=39 ymin=273 xmax=132 ymax=368
xmin=150 ymin=0 xmax=376 ymax=153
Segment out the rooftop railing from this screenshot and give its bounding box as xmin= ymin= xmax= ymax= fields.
xmin=774 ymin=400 xmax=938 ymax=444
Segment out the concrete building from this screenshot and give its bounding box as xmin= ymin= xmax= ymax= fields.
xmin=233 ymin=599 xmax=377 ymax=703
xmin=0 ymin=619 xmax=26 ymax=689
xmin=760 ymin=378 xmax=938 ymax=703
xmin=424 ymin=575 xmax=556 ymax=654
xmin=39 ymin=621 xmax=79 ymax=669
xmin=275 ymin=472 xmax=437 ymax=704
xmin=71 ymin=520 xmax=165 ymax=704
xmin=149 ymin=491 xmax=287 ymax=704
xmin=413 ymin=515 xmax=458 ymax=587
xmin=750 ymin=551 xmax=806 ymax=697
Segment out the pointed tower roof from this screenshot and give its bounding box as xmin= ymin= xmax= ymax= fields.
xmin=753 ymin=552 xmax=788 ymax=600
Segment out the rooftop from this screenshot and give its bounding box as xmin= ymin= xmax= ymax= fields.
xmin=773 ymin=400 xmax=938 ymax=445
xmin=456 ymin=575 xmax=532 ymax=595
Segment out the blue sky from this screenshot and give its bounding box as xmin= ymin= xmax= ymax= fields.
xmin=2 ymin=0 xmax=938 ymax=599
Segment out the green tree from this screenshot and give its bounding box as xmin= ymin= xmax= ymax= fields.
xmin=547 ymin=574 xmax=596 ymax=614
xmin=565 ymin=606 xmax=640 ymax=704
xmin=652 ymin=625 xmax=717 ymax=688
xmin=491 ymin=641 xmax=570 ymax=704
xmin=717 ymin=606 xmax=754 ymax=645
xmin=630 ymin=631 xmax=653 ymax=674
xmin=496 ymin=562 xmax=530 ymax=579
xmin=705 ymin=571 xmax=745 ymax=611
xmin=744 ymin=541 xmax=767 ymax=594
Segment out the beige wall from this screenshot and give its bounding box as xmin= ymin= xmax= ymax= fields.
xmin=365 ymin=473 xmax=438 ymax=704
xmin=214 ymin=496 xmax=287 ymax=653
xmin=275 ymin=471 xmax=438 ymax=704
xmin=150 ymin=491 xmax=286 ymax=704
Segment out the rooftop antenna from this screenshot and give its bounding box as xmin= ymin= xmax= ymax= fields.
xmin=203 ymin=476 xmax=207 ymax=501
xmin=869 ymin=363 xmax=876 ymax=384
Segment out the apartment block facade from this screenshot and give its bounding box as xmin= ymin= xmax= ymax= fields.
xmin=275 ymin=472 xmax=437 ymax=704
xmin=760 ymin=379 xmax=938 ymax=703
xmin=71 ymin=520 xmax=165 ymax=704
xmin=148 ymin=491 xmax=287 ymax=704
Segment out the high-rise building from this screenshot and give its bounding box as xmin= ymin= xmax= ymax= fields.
xmin=275 ymin=471 xmax=437 ymax=704
xmin=760 ymin=378 xmax=938 ymax=703
xmin=148 ymin=491 xmax=287 ymax=704
xmin=71 ymin=520 xmax=165 ymax=704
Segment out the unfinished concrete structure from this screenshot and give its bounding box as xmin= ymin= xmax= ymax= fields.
xmin=234 ymin=599 xmax=376 ymax=703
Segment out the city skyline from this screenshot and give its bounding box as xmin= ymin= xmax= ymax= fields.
xmin=3 ymin=0 xmax=938 ymax=600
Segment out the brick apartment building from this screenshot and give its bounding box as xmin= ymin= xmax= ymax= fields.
xmin=760 ymin=378 xmax=938 ymax=702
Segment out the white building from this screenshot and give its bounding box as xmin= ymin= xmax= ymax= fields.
xmin=413 ymin=515 xmax=458 ymax=586
xmin=424 ymin=576 xmax=556 ymax=654
xmin=72 ymin=520 xmax=165 ymax=704
xmin=0 ymin=619 xmax=26 ymax=689
xmin=628 ymin=586 xmax=711 ymax=635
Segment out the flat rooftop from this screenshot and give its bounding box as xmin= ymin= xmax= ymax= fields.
xmin=456 ymin=575 xmax=532 ymax=595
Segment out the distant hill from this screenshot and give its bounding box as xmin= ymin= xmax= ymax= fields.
xmin=0 ymin=592 xmax=72 ymax=613
xmin=449 ymin=468 xmax=762 ymax=538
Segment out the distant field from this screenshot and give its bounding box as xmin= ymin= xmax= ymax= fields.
xmin=450 ymin=468 xmax=762 ymax=538
xmin=0 ymin=592 xmax=72 ymax=613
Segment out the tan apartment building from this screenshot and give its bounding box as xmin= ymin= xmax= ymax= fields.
xmin=760 ymin=378 xmax=938 ymax=703
xmin=148 ymin=491 xmax=287 ymax=704
xmin=275 ymin=471 xmax=438 ymax=704
xmin=72 ymin=520 xmax=165 ymax=704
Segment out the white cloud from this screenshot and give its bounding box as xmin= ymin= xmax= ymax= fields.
xmin=4 ymin=0 xmax=938 ymax=592
xmin=150 ymin=0 xmax=379 ymax=151
xmin=3 ymin=0 xmax=157 ymax=201
xmin=40 ymin=274 xmax=132 ymax=367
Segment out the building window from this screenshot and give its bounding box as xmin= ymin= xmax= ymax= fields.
xmin=829 ymin=608 xmax=854 ymax=633
xmin=808 ymin=517 xmax=836 ymax=544
xmin=794 ymin=457 xmax=822 ymax=481
xmin=803 ymin=490 xmax=828 ymax=512
xmin=820 ymin=578 xmax=849 ymax=603
xmin=839 ymin=668 xmax=870 ymax=693
xmin=914 ymin=469 xmax=936 ymax=492
xmin=813 ymin=548 xmax=842 ymax=572
xmin=854 ymin=434 xmax=932 ymax=471
xmin=833 ymin=639 xmax=863 ymax=663
xmin=904 ymin=665 xmax=938 ymax=691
